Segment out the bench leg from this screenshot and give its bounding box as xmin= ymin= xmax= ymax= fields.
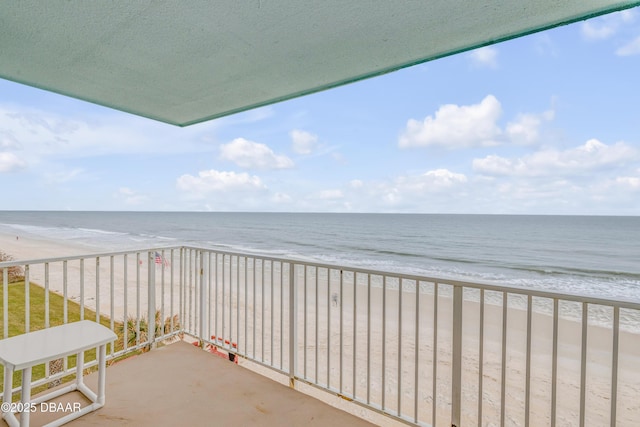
xmin=97 ymin=344 xmax=107 ymax=405
xmin=76 ymin=351 xmax=84 ymax=389
xmin=20 ymin=367 xmax=31 ymax=427
xmin=3 ymin=364 xmax=12 ymax=410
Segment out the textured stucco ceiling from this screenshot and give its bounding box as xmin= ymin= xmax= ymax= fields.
xmin=1 ymin=1 xmax=639 ymax=126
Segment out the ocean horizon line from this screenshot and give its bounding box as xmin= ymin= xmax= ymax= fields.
xmin=0 ymin=209 xmax=638 ymax=218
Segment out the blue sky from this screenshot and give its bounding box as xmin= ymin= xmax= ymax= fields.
xmin=1 ymin=9 xmax=640 ymax=214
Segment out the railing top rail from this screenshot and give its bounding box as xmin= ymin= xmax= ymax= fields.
xmin=2 ymin=243 xmax=639 ymax=311
xmin=0 ymin=245 xmax=183 ymax=268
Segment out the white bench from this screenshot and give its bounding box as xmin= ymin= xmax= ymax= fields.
xmin=0 ymin=320 xmax=117 ymax=427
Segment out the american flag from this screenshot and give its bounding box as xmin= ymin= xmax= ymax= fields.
xmin=154 ymin=251 xmax=170 ymax=267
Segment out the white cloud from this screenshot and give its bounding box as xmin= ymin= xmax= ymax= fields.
xmin=383 ymin=188 xmax=400 ymax=205
xmin=219 ymin=138 xmax=294 ymax=169
xmin=581 ymin=10 xmax=635 ymax=40
xmin=400 ymin=95 xmax=556 ymax=149
xmin=581 ymin=9 xmax=640 ymax=57
xmin=533 ymin=33 xmax=559 ymax=57
xmin=473 ymin=139 xmax=637 ymax=177
xmin=469 ymin=46 xmax=498 ymax=68
xmin=399 ymin=95 xmax=502 ymax=148
xmin=582 ymin=21 xmax=616 ymax=40
xmin=619 ymin=9 xmax=636 ymax=23
xmin=308 ymin=171 xmax=460 ymax=212
xmin=331 ymin=152 xmax=346 ymax=164
xmin=290 ymin=130 xmax=318 ymax=154
xmin=272 ymin=192 xmax=292 ymax=203
xmin=328 ymin=159 xmax=640 ymax=214
xmin=318 ymin=189 xmax=344 ymax=200
xmin=116 ymin=187 xmax=149 ymax=205
xmin=505 ymin=109 xmax=554 ymax=145
xmin=341 ymin=168 xmax=469 ymax=211
xmin=176 ymin=169 xmax=266 ymax=199
xmin=616 ymin=35 xmax=640 ymax=56
xmin=423 ymin=169 xmax=468 ymax=186
xmin=0 ymin=131 xmax=21 ymax=149
xmin=0 ymin=105 xmax=221 ymax=162
xmin=616 ymin=175 xmax=640 ymax=189
xmin=349 ymin=179 xmax=363 ymax=189
xmin=0 ymin=152 xmax=26 ymax=172
xmin=473 ymin=155 xmax=521 ymax=176
xmin=395 ymin=169 xmax=468 ymax=192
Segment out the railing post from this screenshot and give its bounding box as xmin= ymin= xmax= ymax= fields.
xmin=199 ymin=250 xmax=207 ymax=344
xmin=3 ymin=268 xmax=8 ymax=339
xmin=25 ymin=265 xmax=30 ymax=333
xmin=289 ymin=262 xmax=296 ymax=387
xmin=148 ymin=251 xmax=156 ymax=348
xmin=451 ymin=285 xmax=463 ymax=427
xmin=179 ymin=248 xmax=184 ymax=336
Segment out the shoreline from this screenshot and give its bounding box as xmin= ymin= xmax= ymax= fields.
xmin=1 ymin=231 xmax=98 ymax=262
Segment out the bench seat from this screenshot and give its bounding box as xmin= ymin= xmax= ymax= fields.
xmin=0 ymin=320 xmax=117 ymax=427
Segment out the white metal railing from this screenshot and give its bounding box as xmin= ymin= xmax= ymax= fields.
xmin=1 ymin=246 xmax=639 ymax=426
xmin=0 ymin=248 xmax=182 ymax=395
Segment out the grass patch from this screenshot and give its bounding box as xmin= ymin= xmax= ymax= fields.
xmin=1 ymin=281 xmax=118 ymax=335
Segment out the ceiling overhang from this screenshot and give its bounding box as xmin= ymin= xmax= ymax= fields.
xmin=1 ymin=1 xmax=639 ymax=126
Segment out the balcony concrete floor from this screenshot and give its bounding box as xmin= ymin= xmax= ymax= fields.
xmin=10 ymin=341 xmax=376 ymax=426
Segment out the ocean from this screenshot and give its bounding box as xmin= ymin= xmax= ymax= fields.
xmin=0 ymin=211 xmax=638 ymax=301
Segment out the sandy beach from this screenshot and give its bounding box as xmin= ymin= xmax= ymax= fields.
xmin=2 ymin=231 xmax=640 ymax=426
xmin=0 ymin=232 xmax=179 ymax=323
xmin=239 ymin=269 xmax=640 ymax=427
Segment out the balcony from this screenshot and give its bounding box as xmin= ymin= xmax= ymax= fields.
xmin=2 ymin=246 xmax=640 ymax=426
xmin=26 ymin=340 xmax=375 ymax=426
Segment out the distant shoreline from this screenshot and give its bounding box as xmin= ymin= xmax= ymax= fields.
xmin=0 ymin=231 xmax=96 ymax=263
